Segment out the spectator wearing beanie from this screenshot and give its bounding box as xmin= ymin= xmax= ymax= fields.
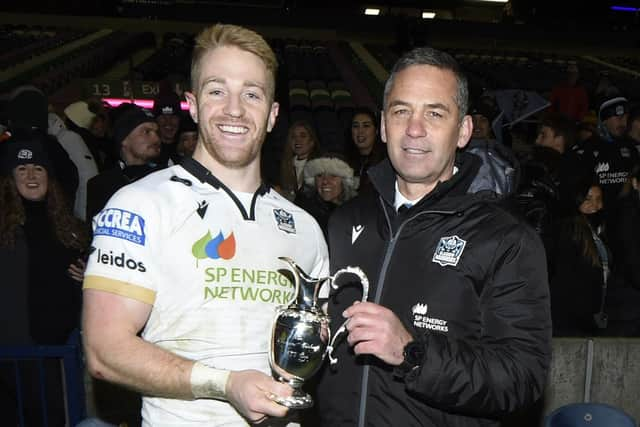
xmin=565 ymin=96 xmax=639 ymax=265
xmin=469 ymin=97 xmax=499 ymax=141
xmin=85 ymin=106 xmax=162 ymax=221
xmin=4 ymin=85 xmax=78 ymax=202
xmin=0 ymin=133 xmax=90 ymax=424
xmin=152 ymin=91 xmax=182 ymax=166
xmin=295 ymin=153 xmax=358 ymax=238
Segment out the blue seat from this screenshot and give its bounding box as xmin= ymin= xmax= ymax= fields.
xmin=545 ymin=403 xmax=637 ymax=427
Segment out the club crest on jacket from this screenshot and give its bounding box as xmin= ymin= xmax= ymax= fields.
xmin=432 ymin=235 xmax=466 ymax=267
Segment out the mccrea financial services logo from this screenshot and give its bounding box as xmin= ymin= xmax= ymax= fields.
xmin=94 ymin=208 xmax=146 ymax=245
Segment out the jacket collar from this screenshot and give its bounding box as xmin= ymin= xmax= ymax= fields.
xmin=367 ymin=151 xmax=482 ymax=211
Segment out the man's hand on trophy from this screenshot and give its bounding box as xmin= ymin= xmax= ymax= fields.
xmin=226 ymin=370 xmax=292 ymax=423
xmin=342 ymin=301 xmax=413 ymax=365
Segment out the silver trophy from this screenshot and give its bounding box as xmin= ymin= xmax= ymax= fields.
xmin=269 ymin=256 xmax=369 ymax=409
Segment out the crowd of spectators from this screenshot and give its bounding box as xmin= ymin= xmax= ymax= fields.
xmin=1 ymin=33 xmax=640 ymax=423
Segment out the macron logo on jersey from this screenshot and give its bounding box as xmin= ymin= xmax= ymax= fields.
xmin=94 ymin=208 xmax=146 ymax=245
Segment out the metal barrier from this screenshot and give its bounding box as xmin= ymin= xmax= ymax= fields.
xmin=0 ymin=332 xmax=86 ymax=426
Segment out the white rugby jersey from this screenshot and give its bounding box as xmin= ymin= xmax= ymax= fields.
xmin=84 ymin=157 xmax=329 ymax=426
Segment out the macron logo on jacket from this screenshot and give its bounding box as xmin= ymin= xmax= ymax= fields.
xmin=352 ymin=224 xmax=364 ymax=244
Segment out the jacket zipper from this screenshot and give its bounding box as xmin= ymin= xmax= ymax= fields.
xmin=357 ymin=196 xmax=458 ymax=427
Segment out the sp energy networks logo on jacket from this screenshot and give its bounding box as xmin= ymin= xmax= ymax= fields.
xmin=94 ymin=208 xmax=146 ymax=245
xmin=412 ymin=303 xmax=448 ymax=332
xmin=432 ymin=235 xmax=466 ymax=267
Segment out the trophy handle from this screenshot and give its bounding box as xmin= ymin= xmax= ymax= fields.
xmin=278 ymin=256 xmax=301 ymax=307
xmin=326 ymin=266 xmax=369 ymax=365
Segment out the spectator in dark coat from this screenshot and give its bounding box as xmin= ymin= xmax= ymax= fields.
xmin=85 ymin=106 xmax=161 ymax=221
xmin=0 ymin=133 xmax=90 ymax=425
xmin=548 ymin=169 xmax=608 ymax=336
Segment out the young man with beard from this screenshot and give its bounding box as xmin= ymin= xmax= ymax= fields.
xmin=85 ymin=106 xmax=162 ymax=222
xmin=314 ymin=47 xmax=551 ymax=427
xmin=82 ymin=24 xmax=328 ymax=426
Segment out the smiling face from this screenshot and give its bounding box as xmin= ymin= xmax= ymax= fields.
xmin=381 ymin=64 xmax=472 ymax=197
xmin=315 ymin=173 xmax=344 ymax=203
xmin=351 ymin=113 xmax=377 ymax=155
xmin=291 ymin=124 xmax=316 ymax=159
xmin=579 ymin=185 xmax=603 ymax=215
xmin=185 ymin=45 xmax=278 ymax=171
xmin=13 ymin=164 xmax=48 ymax=201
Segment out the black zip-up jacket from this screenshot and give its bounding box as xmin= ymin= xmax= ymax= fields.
xmin=315 ymin=152 xmax=552 ymax=427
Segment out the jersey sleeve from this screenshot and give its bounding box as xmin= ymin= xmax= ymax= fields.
xmin=83 ymin=185 xmax=160 ymax=305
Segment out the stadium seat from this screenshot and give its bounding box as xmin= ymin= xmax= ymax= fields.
xmin=545 ymin=403 xmax=637 ymax=427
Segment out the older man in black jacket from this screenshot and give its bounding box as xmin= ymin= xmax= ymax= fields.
xmin=314 ymin=47 xmax=551 ymax=427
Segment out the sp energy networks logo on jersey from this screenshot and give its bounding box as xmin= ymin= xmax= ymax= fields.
xmin=94 ymin=208 xmax=146 ymax=245
xmin=432 ymin=235 xmax=466 ymax=267
xmin=192 ymin=230 xmax=236 ymax=264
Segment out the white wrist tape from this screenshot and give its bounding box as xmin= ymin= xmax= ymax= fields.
xmin=190 ymin=361 xmax=230 ymax=400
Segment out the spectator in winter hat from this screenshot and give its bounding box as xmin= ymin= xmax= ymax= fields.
xmin=295 ymin=152 xmax=358 ymax=237
xmin=152 ymin=91 xmax=182 ymax=165
xmin=0 ymin=132 xmax=90 ymax=424
xmin=565 ymin=95 xmax=639 ymax=257
xmin=598 ymin=96 xmax=629 ymax=141
xmin=3 ymin=86 xmax=79 ymax=203
xmin=469 ymin=96 xmax=499 ymax=140
xmin=85 ymin=106 xmax=162 ymax=220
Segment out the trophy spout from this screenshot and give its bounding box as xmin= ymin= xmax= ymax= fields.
xmin=278 ymin=256 xmax=325 ymax=310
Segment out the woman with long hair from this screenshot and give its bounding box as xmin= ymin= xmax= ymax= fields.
xmin=548 ymin=170 xmax=608 ymax=336
xmin=0 ymin=132 xmax=90 ymax=345
xmin=278 ymin=120 xmax=321 ymax=200
xmin=0 ymin=132 xmax=91 ymax=424
xmin=344 ymin=106 xmax=386 ymax=191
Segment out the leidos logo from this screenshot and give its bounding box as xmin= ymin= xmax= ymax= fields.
xmin=96 ymin=248 xmax=146 ymax=272
xmin=192 ymin=230 xmax=236 ymax=264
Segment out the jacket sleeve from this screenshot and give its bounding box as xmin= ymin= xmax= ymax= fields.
xmin=405 ymin=224 xmax=552 ymax=417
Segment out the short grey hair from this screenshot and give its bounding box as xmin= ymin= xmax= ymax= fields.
xmin=382 ymin=47 xmax=469 ymax=121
